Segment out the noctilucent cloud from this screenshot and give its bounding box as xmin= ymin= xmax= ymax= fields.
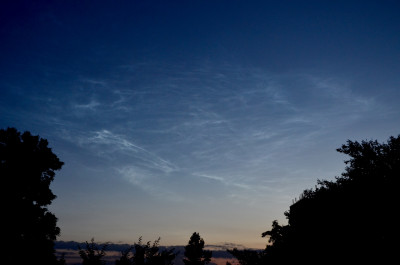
xmin=1 ymin=1 xmax=399 ymax=248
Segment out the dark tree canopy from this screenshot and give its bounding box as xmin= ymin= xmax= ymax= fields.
xmin=226 ymin=248 xmax=265 ymax=265
xmin=1 ymin=127 xmax=64 ymax=264
xmin=229 ymin=135 xmax=400 ymax=265
xmin=183 ymin=232 xmax=212 ymax=265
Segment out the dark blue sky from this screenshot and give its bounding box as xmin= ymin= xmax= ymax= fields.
xmin=1 ymin=0 xmax=400 ymax=248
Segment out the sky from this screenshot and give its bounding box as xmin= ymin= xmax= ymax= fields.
xmin=1 ymin=0 xmax=400 ymax=249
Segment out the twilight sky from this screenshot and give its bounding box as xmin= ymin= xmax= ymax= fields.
xmin=1 ymin=0 xmax=400 ymax=249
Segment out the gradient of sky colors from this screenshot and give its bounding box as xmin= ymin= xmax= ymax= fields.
xmin=1 ymin=1 xmax=400 ymax=249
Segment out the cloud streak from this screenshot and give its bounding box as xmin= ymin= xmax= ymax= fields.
xmin=39 ymin=61 xmax=393 ymax=204
xmin=88 ymin=129 xmax=178 ymax=173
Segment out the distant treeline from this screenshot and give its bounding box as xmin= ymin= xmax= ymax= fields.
xmin=54 ymin=241 xmax=237 ymax=259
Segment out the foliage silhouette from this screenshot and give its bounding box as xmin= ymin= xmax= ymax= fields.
xmin=116 ymin=246 xmax=134 ymax=265
xmin=183 ymin=232 xmax=212 ymax=265
xmin=226 ymin=248 xmax=264 ymax=265
xmin=115 ymin=237 xmax=176 ymax=265
xmin=229 ymin=135 xmax=400 ymax=264
xmin=1 ymin=127 xmax=64 ymax=265
xmin=78 ymin=238 xmax=109 ymax=265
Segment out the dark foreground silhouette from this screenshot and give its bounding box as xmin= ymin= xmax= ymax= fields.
xmin=3 ymin=126 xmax=399 ymax=265
xmin=1 ymin=128 xmax=64 ymax=265
xmin=228 ymin=135 xmax=400 ymax=264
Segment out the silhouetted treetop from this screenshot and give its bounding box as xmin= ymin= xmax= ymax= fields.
xmin=1 ymin=127 xmax=64 ymax=206
xmin=183 ymin=232 xmax=212 ymax=265
xmin=1 ymin=127 xmax=64 ymax=265
xmin=337 ymin=136 xmax=400 ymax=184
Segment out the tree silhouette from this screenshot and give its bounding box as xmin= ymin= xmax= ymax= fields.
xmin=285 ymin=136 xmax=399 ymax=264
xmin=78 ymin=238 xmax=108 ymax=265
xmin=183 ymin=232 xmax=212 ymax=265
xmin=1 ymin=127 xmax=64 ymax=265
xmin=115 ymin=237 xmax=176 ymax=265
xmin=229 ymin=135 xmax=400 ymax=264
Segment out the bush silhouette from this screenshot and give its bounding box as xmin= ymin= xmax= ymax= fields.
xmin=1 ymin=127 xmax=64 ymax=265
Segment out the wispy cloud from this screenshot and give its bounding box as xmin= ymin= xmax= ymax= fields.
xmin=192 ymin=172 xmax=257 ymax=192
xmin=81 ymin=78 xmax=108 ymax=87
xmin=87 ymin=129 xmax=178 ymax=174
xmin=116 ymin=165 xmax=184 ymax=202
xmin=73 ymin=100 xmax=100 ymax=111
xmin=193 ymin=173 xmax=225 ymax=182
xmin=48 ymin=62 xmax=391 ymax=203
